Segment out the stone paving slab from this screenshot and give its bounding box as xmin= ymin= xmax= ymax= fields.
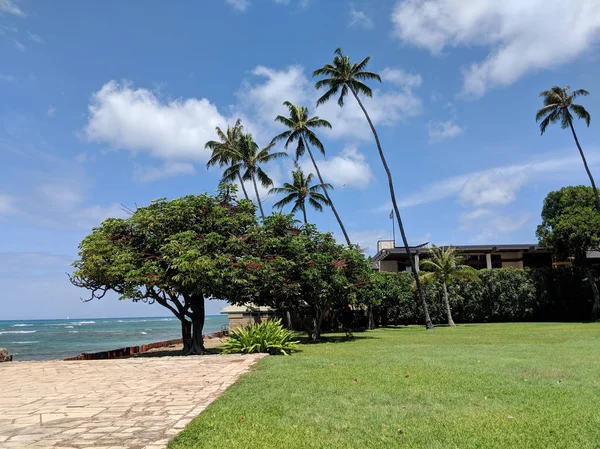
xmin=0 ymin=354 xmax=266 ymax=449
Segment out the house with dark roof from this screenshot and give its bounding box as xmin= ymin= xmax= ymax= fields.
xmin=372 ymin=240 xmax=600 ymax=272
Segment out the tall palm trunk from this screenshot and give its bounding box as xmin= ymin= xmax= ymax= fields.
xmin=250 ymin=171 xmax=266 ymax=219
xmin=237 ymin=172 xmax=250 ymax=201
xmin=349 ymin=86 xmax=433 ymax=329
xmin=568 ymin=118 xmax=600 ymax=212
xmin=302 ymin=137 xmax=351 ymax=246
xmin=301 ymin=204 xmax=308 ymax=224
xmin=441 ymin=281 xmax=456 ymax=327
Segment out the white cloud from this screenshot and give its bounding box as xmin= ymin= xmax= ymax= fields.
xmin=133 ymin=161 xmax=196 ymax=183
xmin=300 ymin=147 xmax=373 ymax=189
xmin=459 ymin=170 xmax=528 ymax=207
xmin=37 ymin=183 xmax=84 ymax=211
xmin=0 ymin=193 xmax=16 ymax=215
xmin=13 ymin=38 xmax=24 ymax=51
xmin=46 ymin=106 xmax=56 ymax=117
xmin=427 ymin=119 xmax=464 ymax=142
xmin=225 ymin=0 xmax=250 ymax=12
xmin=238 ymin=64 xmax=423 ymax=142
xmin=0 ymin=0 xmax=25 ymax=16
xmin=470 ymin=213 xmax=531 ymax=242
xmin=349 ymin=8 xmax=373 ymax=29
xmin=84 ymin=80 xmax=226 ymax=162
xmin=391 ymin=0 xmax=600 ymax=97
xmin=460 ymin=208 xmax=492 ymax=223
xmin=27 ymin=31 xmax=43 ymax=43
xmin=397 ymin=152 xmax=600 ymax=209
xmin=380 ymin=67 xmax=422 ymax=89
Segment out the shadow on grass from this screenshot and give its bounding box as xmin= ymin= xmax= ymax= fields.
xmin=296 ymin=331 xmax=377 ymax=345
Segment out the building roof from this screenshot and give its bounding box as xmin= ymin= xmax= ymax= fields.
xmin=373 ymin=243 xmax=548 ymax=262
xmin=220 ymin=303 xmax=276 ymax=314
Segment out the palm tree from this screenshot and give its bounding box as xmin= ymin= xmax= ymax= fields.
xmin=313 ymin=47 xmax=433 ymax=329
xmin=270 ymin=167 xmax=332 ymax=224
xmin=272 ymin=101 xmax=351 ymax=245
xmin=222 ymin=133 xmax=286 ymax=220
xmin=205 ymin=119 xmax=250 ymax=201
xmin=536 ymin=86 xmax=599 ymax=211
xmin=419 ymin=245 xmax=479 ymax=327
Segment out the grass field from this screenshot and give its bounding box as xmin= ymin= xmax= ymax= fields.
xmin=169 ymin=323 xmax=600 ymax=449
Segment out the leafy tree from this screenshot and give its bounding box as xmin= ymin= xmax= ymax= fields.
xmin=536 ymin=186 xmax=600 ymax=320
xmin=222 ymin=133 xmax=287 ymax=220
xmin=70 ymin=189 xmax=261 ymax=354
xmin=357 ymin=271 xmax=413 ymax=329
xmin=536 ymin=86 xmax=599 ymax=210
xmin=273 ymin=102 xmax=351 ymax=245
xmin=419 ymin=245 xmax=479 ymax=326
xmin=252 ymin=215 xmax=370 ymax=340
xmin=313 ymin=47 xmax=433 ymax=329
xmin=205 ymin=119 xmax=250 ymax=201
xmin=270 ymin=166 xmax=331 ymax=224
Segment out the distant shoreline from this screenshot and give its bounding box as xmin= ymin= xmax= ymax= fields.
xmin=0 ymin=314 xmax=223 ymax=323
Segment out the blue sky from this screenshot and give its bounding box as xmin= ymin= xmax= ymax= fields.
xmin=1 ymin=0 xmax=599 ymax=320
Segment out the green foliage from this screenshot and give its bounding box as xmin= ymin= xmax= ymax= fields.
xmin=536 ymin=85 xmax=590 ymax=134
xmin=251 ymin=215 xmax=372 ymax=339
xmin=269 ymin=166 xmax=331 ymax=223
xmin=222 ymin=319 xmax=299 ymax=356
xmin=70 ymin=193 xmax=262 ymax=353
xmin=373 ymin=267 xmax=594 ymax=325
xmin=537 ymin=185 xmax=600 ymax=262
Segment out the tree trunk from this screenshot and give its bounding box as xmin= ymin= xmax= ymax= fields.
xmin=303 ymin=138 xmax=351 ymax=246
xmin=188 ymin=297 xmax=206 ymax=355
xmin=181 ymin=319 xmax=192 ymax=354
xmin=568 ymin=118 xmax=600 ymax=212
xmin=250 ymin=171 xmax=266 ymax=220
xmin=302 ymin=204 xmax=308 ymax=224
xmin=367 ymin=306 xmax=375 ymax=330
xmin=585 ymin=268 xmax=600 ymax=321
xmin=311 ymin=308 xmax=325 ymax=340
xmin=349 ymin=86 xmax=433 ymax=329
xmin=237 ymin=172 xmax=250 ymax=201
xmin=442 ymin=281 xmax=456 ymax=327
xmin=285 ymin=309 xmax=293 ymax=329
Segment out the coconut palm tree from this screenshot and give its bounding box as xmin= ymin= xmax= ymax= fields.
xmin=205 ymin=119 xmax=250 ymax=201
xmin=313 ymin=47 xmax=433 ymax=329
xmin=272 ymin=101 xmax=351 ymax=245
xmin=222 ymin=133 xmax=286 ymax=220
xmin=270 ymin=167 xmax=332 ymax=224
xmin=536 ymin=86 xmax=599 ymax=211
xmin=419 ymin=245 xmax=479 ymax=327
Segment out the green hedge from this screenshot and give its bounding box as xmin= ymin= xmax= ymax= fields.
xmin=374 ymin=267 xmax=593 ymax=325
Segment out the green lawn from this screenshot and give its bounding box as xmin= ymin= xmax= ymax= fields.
xmin=169 ymin=323 xmax=600 ymax=449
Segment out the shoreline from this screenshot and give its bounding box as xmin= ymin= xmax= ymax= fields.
xmin=62 ymin=330 xmax=229 ymax=361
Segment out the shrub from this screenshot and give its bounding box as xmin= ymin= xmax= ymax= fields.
xmin=374 ymin=267 xmax=593 ymax=326
xmin=222 ymin=319 xmax=299 ymax=355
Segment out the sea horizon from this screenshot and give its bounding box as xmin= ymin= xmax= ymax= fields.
xmin=0 ymin=315 xmax=228 ymax=361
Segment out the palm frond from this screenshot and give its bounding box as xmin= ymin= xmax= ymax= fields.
xmin=570 ymin=104 xmax=591 ymax=127
xmin=353 ymin=71 xmax=381 ymax=83
xmin=272 ymin=192 xmax=298 ymax=210
xmin=256 ymin=166 xmax=274 ymax=188
xmin=535 ymin=104 xmax=558 ymax=122
xmin=572 ymin=89 xmax=590 ymax=99
xmin=316 ymin=85 xmax=341 ymax=107
xmin=307 ymin=197 xmax=324 ymax=212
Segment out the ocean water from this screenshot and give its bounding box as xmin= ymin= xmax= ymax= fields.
xmin=0 ymin=315 xmax=228 ymax=361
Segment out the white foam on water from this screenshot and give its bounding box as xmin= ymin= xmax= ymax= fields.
xmin=12 ymin=324 xmax=33 ymax=327
xmin=140 ymin=331 xmax=148 ymax=335
xmin=0 ymin=330 xmax=36 ymax=334
xmin=75 ymin=321 xmax=96 ymax=325
xmin=11 ymin=341 xmax=39 ymax=344
xmin=69 ymin=331 xmax=79 ymax=333
xmin=64 ymin=326 xmax=74 ymax=329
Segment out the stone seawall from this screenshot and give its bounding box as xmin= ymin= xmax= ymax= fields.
xmin=63 ymin=330 xmax=229 ymax=361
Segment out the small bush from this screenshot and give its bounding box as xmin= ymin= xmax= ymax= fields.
xmin=223 ymin=319 xmax=299 ymax=355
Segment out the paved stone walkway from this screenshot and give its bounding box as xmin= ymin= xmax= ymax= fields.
xmin=0 ymin=354 xmax=265 ymax=449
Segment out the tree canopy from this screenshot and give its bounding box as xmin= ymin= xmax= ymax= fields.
xmin=537 ymin=185 xmax=600 ymax=319
xmin=70 ymin=189 xmax=261 ymax=354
